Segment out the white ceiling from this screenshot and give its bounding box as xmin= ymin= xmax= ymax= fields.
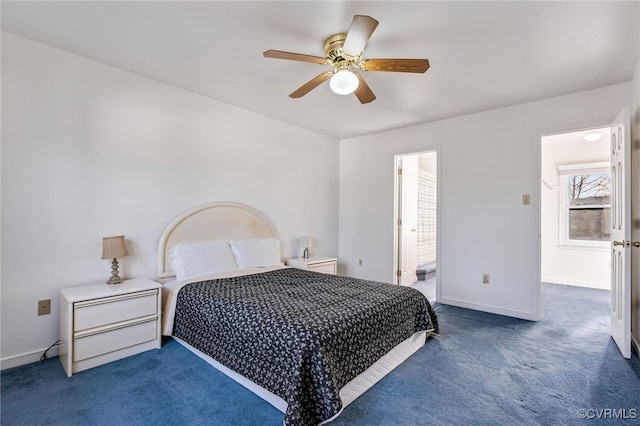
xmin=2 ymin=1 xmax=638 ymax=140
xmin=543 ymin=126 xmax=611 ymax=146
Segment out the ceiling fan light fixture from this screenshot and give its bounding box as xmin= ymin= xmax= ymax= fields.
xmin=329 ymin=70 xmax=359 ymax=95
xmin=264 ymin=15 xmax=428 ymax=103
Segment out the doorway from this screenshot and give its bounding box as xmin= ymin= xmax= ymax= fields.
xmin=540 ymin=107 xmax=632 ymax=359
xmin=540 ymin=127 xmax=611 ymax=290
xmin=394 ymin=150 xmax=439 ymax=302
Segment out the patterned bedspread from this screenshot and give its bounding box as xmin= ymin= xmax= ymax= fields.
xmin=172 ymin=267 xmax=438 ymax=426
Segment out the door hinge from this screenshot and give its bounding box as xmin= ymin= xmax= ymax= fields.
xmin=397 ymin=218 xmax=402 ymax=226
xmin=397 ymin=270 xmax=402 ymax=277
xmin=397 ymin=168 xmax=402 ymax=175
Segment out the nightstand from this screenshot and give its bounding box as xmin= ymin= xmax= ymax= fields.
xmin=286 ymin=256 xmax=338 ymax=275
xmin=59 ymin=278 xmax=162 ymax=377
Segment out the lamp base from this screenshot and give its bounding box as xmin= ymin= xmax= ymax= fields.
xmin=107 ymin=276 xmax=123 ymax=285
xmin=107 ymin=258 xmax=123 ymax=284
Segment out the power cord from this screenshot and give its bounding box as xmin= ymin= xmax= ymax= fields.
xmin=40 ymin=340 xmax=61 ymax=361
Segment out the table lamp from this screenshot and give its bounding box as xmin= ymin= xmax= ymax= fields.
xmin=101 ymin=235 xmax=129 ymax=284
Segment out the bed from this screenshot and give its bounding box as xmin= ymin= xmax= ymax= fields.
xmin=158 ymin=201 xmax=439 ymax=425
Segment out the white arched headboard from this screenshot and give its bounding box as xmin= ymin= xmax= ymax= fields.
xmin=156 ymin=201 xmax=279 ymax=280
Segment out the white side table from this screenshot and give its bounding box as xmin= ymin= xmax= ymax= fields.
xmin=59 ymin=278 xmax=162 ymax=377
xmin=286 ymin=256 xmax=338 ymax=275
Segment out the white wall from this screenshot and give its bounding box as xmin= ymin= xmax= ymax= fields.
xmin=339 ymin=83 xmax=630 ymax=321
xmin=1 ymin=33 xmax=339 ymax=367
xmin=418 ymin=152 xmax=437 ymax=175
xmin=541 ymin=131 xmax=611 ymax=289
xmin=417 ymin=152 xmax=437 ymax=266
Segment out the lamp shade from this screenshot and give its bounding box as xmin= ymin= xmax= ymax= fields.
xmin=329 ymin=70 xmax=359 ymax=95
xmin=101 ymin=235 xmax=129 ymax=259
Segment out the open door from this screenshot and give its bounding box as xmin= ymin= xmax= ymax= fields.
xmin=610 ymin=106 xmax=631 ymax=359
xmin=397 ymin=156 xmax=418 ymax=286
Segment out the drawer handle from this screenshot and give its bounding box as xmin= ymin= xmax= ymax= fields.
xmin=74 ymin=314 xmax=158 ymax=339
xmin=75 ymin=289 xmax=158 ymax=308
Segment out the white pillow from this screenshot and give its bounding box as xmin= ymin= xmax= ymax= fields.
xmin=230 ymin=238 xmax=282 ymax=268
xmin=168 ymin=240 xmax=238 ymax=281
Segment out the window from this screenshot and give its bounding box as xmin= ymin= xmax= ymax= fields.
xmin=559 ymin=163 xmax=611 ymax=247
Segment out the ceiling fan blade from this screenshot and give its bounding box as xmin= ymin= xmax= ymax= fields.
xmin=354 ymin=73 xmax=376 ymax=104
xmin=342 ymin=15 xmax=379 ymax=57
xmin=263 ymin=50 xmax=329 ymax=65
xmin=289 ymin=72 xmax=333 ymax=98
xmin=361 ymin=58 xmax=430 ymax=73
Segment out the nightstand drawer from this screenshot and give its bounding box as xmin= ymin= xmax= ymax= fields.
xmin=74 ymin=318 xmax=157 ymax=362
xmin=74 ymin=289 xmax=158 ymax=331
xmin=310 ymin=262 xmax=337 ymax=275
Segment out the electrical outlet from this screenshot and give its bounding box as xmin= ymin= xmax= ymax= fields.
xmin=522 ymin=194 xmax=531 ymax=205
xmin=482 ymin=274 xmax=490 ymax=284
xmin=38 ymin=299 xmax=51 ymax=316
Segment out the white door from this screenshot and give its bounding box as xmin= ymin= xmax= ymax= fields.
xmin=610 ymin=106 xmax=631 ymax=359
xmin=397 ymin=156 xmax=418 ymax=286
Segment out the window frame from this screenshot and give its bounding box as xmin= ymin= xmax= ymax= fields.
xmin=558 ymin=162 xmax=611 ymax=249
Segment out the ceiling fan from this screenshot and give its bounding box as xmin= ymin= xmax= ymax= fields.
xmin=263 ymin=15 xmax=430 ymax=104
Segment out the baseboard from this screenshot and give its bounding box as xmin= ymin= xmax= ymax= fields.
xmin=541 ymin=277 xmax=609 ymax=290
xmin=1 ymin=346 xmax=60 ymax=371
xmin=438 ymin=296 xmax=539 ymax=321
xmin=632 ymin=334 xmax=640 ymax=357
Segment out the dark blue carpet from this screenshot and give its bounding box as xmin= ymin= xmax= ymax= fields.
xmin=2 ymin=284 xmax=639 ymax=425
